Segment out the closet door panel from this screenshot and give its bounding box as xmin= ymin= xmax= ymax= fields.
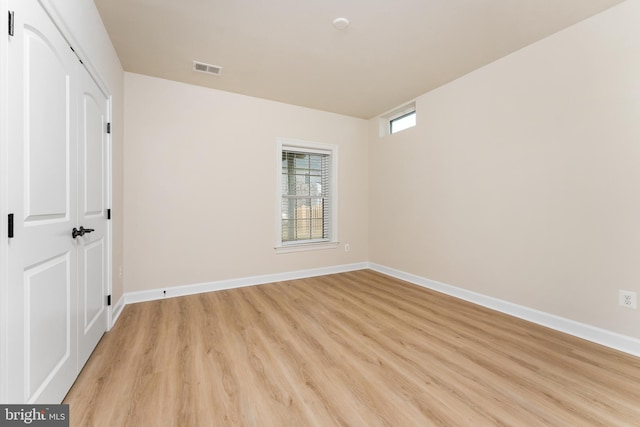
xmin=23 ymin=29 xmax=70 ymax=220
xmin=77 ymin=65 xmax=109 ymax=370
xmin=7 ymin=0 xmax=78 ymax=404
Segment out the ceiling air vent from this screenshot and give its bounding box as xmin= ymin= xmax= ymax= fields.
xmin=193 ymin=61 xmax=223 ymax=76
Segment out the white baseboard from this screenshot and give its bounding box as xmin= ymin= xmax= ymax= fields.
xmin=123 ymin=262 xmax=370 ymax=305
xmin=111 ymin=261 xmax=639 ymax=358
xmin=369 ymin=263 xmax=640 ymax=358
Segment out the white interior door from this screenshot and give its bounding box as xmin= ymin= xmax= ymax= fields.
xmin=77 ymin=67 xmax=109 ymax=368
xmin=6 ymin=0 xmax=110 ymax=404
xmin=7 ymin=0 xmax=79 ymax=403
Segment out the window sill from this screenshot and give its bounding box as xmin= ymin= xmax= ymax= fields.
xmin=275 ymin=242 xmax=339 ymax=254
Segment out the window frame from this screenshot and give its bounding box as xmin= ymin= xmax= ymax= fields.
xmin=379 ymin=101 xmax=417 ymax=137
xmin=390 ymin=110 xmax=416 ymax=134
xmin=275 ymin=138 xmax=338 ymax=253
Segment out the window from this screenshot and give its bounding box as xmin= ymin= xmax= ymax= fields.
xmin=380 ymin=102 xmax=416 ymax=137
xmin=276 ymin=139 xmax=338 ymax=253
xmin=390 ymin=110 xmax=416 ymax=134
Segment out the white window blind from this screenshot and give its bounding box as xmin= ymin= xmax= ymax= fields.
xmin=281 ymin=149 xmax=331 ymax=244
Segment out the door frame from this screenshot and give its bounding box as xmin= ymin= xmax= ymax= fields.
xmin=0 ymin=0 xmax=113 ymax=403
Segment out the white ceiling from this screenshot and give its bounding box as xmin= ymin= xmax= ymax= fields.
xmin=94 ymin=0 xmax=625 ymax=119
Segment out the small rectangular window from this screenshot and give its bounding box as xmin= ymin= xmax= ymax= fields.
xmin=390 ymin=110 xmax=416 ymax=134
xmin=380 ymin=102 xmax=416 ymax=137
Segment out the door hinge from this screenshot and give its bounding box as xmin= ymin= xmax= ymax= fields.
xmin=106 ymin=208 xmax=111 ymax=220
xmin=69 ymin=46 xmax=83 ymax=64
xmin=107 ymin=295 xmax=112 ymax=306
xmin=8 ymin=213 xmax=14 ymax=238
xmin=106 ymin=122 xmax=111 ymax=134
xmin=8 ymin=11 xmax=14 ymax=37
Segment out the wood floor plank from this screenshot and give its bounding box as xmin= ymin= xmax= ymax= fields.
xmin=64 ymin=270 xmax=640 ymax=426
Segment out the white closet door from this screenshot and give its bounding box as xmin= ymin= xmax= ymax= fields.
xmin=77 ymin=66 xmax=109 ymax=369
xmin=7 ymin=0 xmax=79 ymax=403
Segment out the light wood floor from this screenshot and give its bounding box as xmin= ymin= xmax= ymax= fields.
xmin=64 ymin=270 xmax=640 ymax=426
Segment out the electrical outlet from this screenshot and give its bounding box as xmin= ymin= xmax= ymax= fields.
xmin=344 ymin=243 xmax=350 ymax=252
xmin=618 ymin=290 xmax=637 ymax=309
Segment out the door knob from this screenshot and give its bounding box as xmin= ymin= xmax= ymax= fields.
xmin=72 ymin=226 xmax=95 ymax=238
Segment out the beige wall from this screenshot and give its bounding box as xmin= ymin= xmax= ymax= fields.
xmin=369 ymin=1 xmax=640 ymax=339
xmin=124 ymin=73 xmax=369 ymax=291
xmin=122 ymin=2 xmax=639 ymax=340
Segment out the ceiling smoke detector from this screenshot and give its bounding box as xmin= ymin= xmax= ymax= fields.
xmin=193 ymin=61 xmax=223 ymax=76
xmin=332 ymin=17 xmax=350 ymax=30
